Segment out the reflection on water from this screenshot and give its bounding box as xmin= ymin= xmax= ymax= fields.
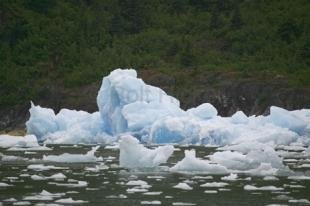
xmin=0 ymin=145 xmax=310 ymax=206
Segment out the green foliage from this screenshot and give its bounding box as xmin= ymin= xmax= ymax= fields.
xmin=0 ymin=0 xmax=309 ymax=106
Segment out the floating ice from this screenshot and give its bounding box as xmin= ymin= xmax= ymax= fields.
xmin=200 ymin=182 xmax=228 ymax=188
xmin=52 ymin=180 xmax=88 ymax=188
xmin=141 ymin=201 xmax=162 ymax=205
xmin=119 ymin=135 xmax=174 ymax=168
xmin=0 ymin=182 xmax=12 ymax=187
xmin=126 ymin=180 xmax=148 ymax=186
xmin=0 ymin=134 xmax=38 ymax=148
xmin=12 ymin=201 xmax=31 ymax=205
xmin=143 ymin=192 xmax=163 ymax=196
xmin=287 ymin=175 xmax=310 ymax=180
xmin=7 ymin=145 xmax=52 ymax=151
xmin=170 ymin=150 xmax=228 ymax=174
xmin=126 ymin=188 xmax=148 ymax=193
xmin=24 ymin=69 xmax=310 ymax=147
xmin=55 ymin=198 xmax=88 ymax=204
xmin=244 ymin=185 xmax=284 ymax=191
xmin=43 ymin=146 xmax=102 ymax=162
xmin=27 ymin=164 xmax=68 ymax=171
xmin=173 ymin=183 xmax=193 ymax=190
xmin=209 ymin=143 xmax=289 ymax=176
xmin=221 ymin=173 xmax=238 ymax=181
xmin=31 ymin=173 xmax=66 ymax=181
xmin=204 ymin=190 xmax=218 ymax=194
xmin=13 ymin=68 xmax=310 ymax=179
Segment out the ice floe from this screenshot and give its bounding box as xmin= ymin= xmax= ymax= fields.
xmin=55 ymin=198 xmax=88 ymax=204
xmin=244 ymin=185 xmax=284 ymax=191
xmin=173 ymin=183 xmax=193 ymax=190
xmin=170 ymin=150 xmax=228 ymax=174
xmin=119 ymin=135 xmax=173 ymax=168
xmin=43 ymin=146 xmax=102 ymax=162
xmin=200 ymin=182 xmax=228 ymax=188
xmin=0 ymin=134 xmax=38 ymax=148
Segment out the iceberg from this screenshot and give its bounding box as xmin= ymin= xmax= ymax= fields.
xmin=97 ymin=69 xmax=183 ymax=136
xmin=19 ymin=68 xmax=310 ymax=177
xmin=119 ymin=135 xmax=174 ymax=168
xmin=24 ymin=68 xmax=310 ymax=146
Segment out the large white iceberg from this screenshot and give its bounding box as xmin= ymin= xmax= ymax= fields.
xmin=23 ymin=68 xmax=309 ymax=147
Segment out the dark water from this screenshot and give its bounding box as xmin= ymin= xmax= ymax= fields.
xmin=0 ymin=145 xmax=310 ymax=206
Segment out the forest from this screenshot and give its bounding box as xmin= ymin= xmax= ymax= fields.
xmin=0 ymin=0 xmax=309 ymax=107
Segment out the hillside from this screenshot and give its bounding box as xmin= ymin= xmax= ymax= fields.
xmin=0 ymin=0 xmax=310 ymax=131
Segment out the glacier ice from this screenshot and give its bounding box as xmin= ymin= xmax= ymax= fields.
xmin=0 ymin=134 xmax=38 ymax=148
xmin=119 ymin=135 xmax=174 ymax=168
xmin=2 ymin=68 xmax=308 ymax=176
xmin=186 ymin=103 xmax=217 ymax=120
xmin=170 ymin=150 xmax=228 ymax=174
xmin=24 ymin=68 xmax=310 ymax=146
xmin=269 ymin=106 xmax=307 ymax=134
xmin=97 ymin=69 xmax=182 ymax=136
xmin=43 ymin=146 xmax=102 ymax=162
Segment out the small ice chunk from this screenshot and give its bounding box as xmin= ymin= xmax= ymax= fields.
xmin=172 ymin=203 xmax=196 ymax=206
xmin=3 ymin=198 xmax=17 ymax=202
xmin=140 ymin=200 xmax=161 ymax=205
xmin=0 ymin=182 xmax=12 ymax=187
xmin=221 ymin=174 xmax=238 ymax=181
xmin=173 ymin=183 xmax=193 ymax=190
xmin=119 ymin=135 xmax=174 ymax=168
xmin=287 ymin=175 xmax=310 ymax=180
xmin=200 ymin=182 xmax=228 ymax=188
xmin=7 ymin=146 xmax=52 ymax=151
xmin=54 ymin=181 xmax=88 ymax=188
xmin=192 ymin=176 xmax=213 ymax=180
xmin=170 ymin=150 xmax=228 ymax=174
xmin=13 ymin=201 xmax=31 ymax=205
xmin=126 ymin=180 xmax=148 ymax=186
xmin=244 ymin=185 xmax=284 ymax=191
xmin=143 ymin=192 xmax=163 ymax=195
xmin=126 ymin=188 xmax=149 ymax=193
xmin=43 ymin=146 xmax=102 ymax=162
xmin=55 ymin=198 xmax=88 ymax=204
xmin=27 ymin=164 xmax=68 ymax=171
xmin=288 ymin=199 xmax=310 ymax=204
xmin=106 ymin=194 xmax=127 ymax=199
xmin=204 ymin=190 xmax=218 ymax=194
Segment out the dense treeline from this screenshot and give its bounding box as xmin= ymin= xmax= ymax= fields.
xmin=0 ymin=0 xmax=309 ymax=106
